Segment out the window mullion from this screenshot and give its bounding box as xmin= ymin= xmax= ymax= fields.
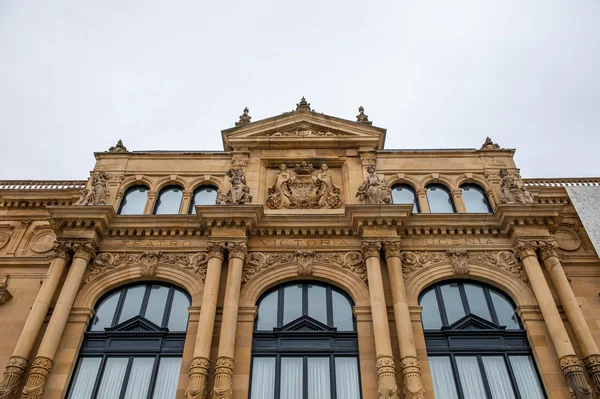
xmin=90 ymin=356 xmax=109 ymax=399
xmin=277 ymin=288 xmax=284 ymax=328
xmin=326 ymin=287 xmax=333 ymax=327
xmin=112 ymin=290 xmax=127 ymax=327
xmin=476 ymin=356 xmax=493 ymax=399
xmin=457 ymin=283 xmax=471 ymax=316
xmin=483 ymin=287 xmax=500 ymax=325
xmin=302 ymin=285 xmax=308 ymax=316
xmin=449 ymin=355 xmax=466 ymax=399
xmin=303 ymin=356 xmax=308 ymax=399
xmin=117 ymin=357 xmax=134 ymax=399
xmin=329 ymin=355 xmax=337 ymax=399
xmin=146 ymin=355 xmax=162 ymax=399
xmin=139 ymin=285 xmax=152 ymax=319
xmin=274 ymin=356 xmax=281 ymax=399
xmin=435 ymin=286 xmax=449 ymax=326
xmin=504 ymin=354 xmax=524 ymax=399
xmin=162 ymin=287 xmax=176 ymax=328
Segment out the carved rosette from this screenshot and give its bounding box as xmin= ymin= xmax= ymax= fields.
xmin=362 ymin=241 xmax=382 ymax=259
xmin=185 ymin=357 xmax=210 ymax=399
xmin=212 ymin=356 xmax=234 ymax=399
xmin=559 ymin=355 xmax=593 ymax=399
xmin=376 ymin=356 xmax=399 ymax=399
xmin=538 ymin=240 xmax=559 ymax=261
xmin=227 ymin=241 xmax=247 ymax=261
xmin=447 ymin=249 xmax=469 ymax=275
xmin=513 ymin=240 xmax=538 ymax=260
xmin=400 ymin=356 xmax=426 ymax=399
xmin=52 ymin=240 xmax=72 ymax=261
xmin=207 ymin=241 xmax=227 ymax=261
xmin=21 ymin=356 xmax=53 ymax=399
xmin=383 ymin=241 xmax=402 ymax=260
xmin=0 ymin=356 xmax=28 ymax=399
xmin=583 ymin=354 xmax=600 ymax=396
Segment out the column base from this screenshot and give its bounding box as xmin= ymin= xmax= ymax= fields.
xmin=376 ymin=356 xmax=399 ymax=399
xmin=400 ymin=356 xmax=426 ymax=399
xmin=21 ymin=357 xmax=52 ymax=399
xmin=185 ymin=357 xmax=210 ymax=399
xmin=583 ymin=354 xmax=600 ymax=397
xmin=212 ymin=356 xmax=234 ymax=399
xmin=0 ymin=356 xmax=28 ymax=399
xmin=560 ymin=355 xmax=593 ymax=399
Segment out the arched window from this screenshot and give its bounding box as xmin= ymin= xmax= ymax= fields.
xmin=391 ymin=184 xmax=420 ymax=213
xmin=426 ymin=184 xmax=456 ymax=213
xmin=251 ymin=282 xmax=361 ymax=399
xmin=67 ymin=283 xmax=190 ymax=399
xmin=118 ymin=185 xmax=149 ymax=215
xmin=419 ymin=281 xmax=545 ymax=399
xmin=461 ymin=184 xmax=492 ymax=213
xmin=189 ymin=185 xmax=218 ymax=214
xmin=153 ymin=185 xmax=183 ymax=215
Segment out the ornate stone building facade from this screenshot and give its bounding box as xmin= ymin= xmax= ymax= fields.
xmin=0 ymin=99 xmax=599 ymax=399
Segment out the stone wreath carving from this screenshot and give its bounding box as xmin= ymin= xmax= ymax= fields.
xmin=217 ymin=168 xmax=252 ymax=205
xmin=243 ymin=250 xmax=365 ymax=285
xmin=86 ymin=251 xmax=209 ymax=283
xmin=400 ymin=250 xmax=527 ymax=283
xmin=356 ymin=166 xmax=392 ymax=205
xmin=266 ymin=163 xmax=342 ymax=209
xmin=499 ymin=169 xmax=534 ymax=204
xmin=75 ymin=172 xmax=109 ymax=206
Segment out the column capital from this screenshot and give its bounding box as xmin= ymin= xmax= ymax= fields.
xmin=206 ymin=241 xmax=227 ymax=261
xmin=513 ymin=239 xmax=538 ymax=260
xmin=539 ymin=239 xmax=559 ymax=261
xmin=52 ymin=240 xmax=72 ymax=261
xmin=72 ymin=241 xmax=97 ymax=263
xmin=383 ymin=240 xmax=402 ymax=260
xmin=416 ymin=188 xmax=426 ymax=196
xmin=451 ymin=189 xmax=463 ymax=197
xmin=227 ymin=241 xmax=247 ymax=261
xmin=361 ymin=241 xmax=382 ymax=259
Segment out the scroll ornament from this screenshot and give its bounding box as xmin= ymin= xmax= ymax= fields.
xmin=75 ymin=172 xmax=109 ymax=206
xmin=217 ymin=168 xmax=252 ymax=205
xmin=499 ymin=169 xmax=534 ymax=204
xmin=356 ymin=166 xmax=392 ymax=205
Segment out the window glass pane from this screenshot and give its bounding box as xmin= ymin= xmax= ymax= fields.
xmin=392 ymin=185 xmax=419 ymax=213
xmin=144 ymin=285 xmax=169 ymax=327
xmin=463 ymin=284 xmax=492 ymax=322
xmin=332 ymin=291 xmax=354 ymax=331
xmin=167 ymin=290 xmax=190 ymax=331
xmin=462 ymin=185 xmax=491 ymax=213
xmin=280 ymin=358 xmax=303 ymax=399
xmin=482 ymin=357 xmax=516 ymax=399
xmin=509 ymin=356 xmax=545 ymax=399
xmin=256 ymin=290 xmax=278 ymax=330
xmin=151 ymin=357 xmax=182 ymax=399
xmin=335 ymin=358 xmax=360 ymax=399
xmin=440 ymin=283 xmax=466 ymax=325
xmin=67 ymin=357 xmax=102 ymax=399
xmin=251 ymin=357 xmax=276 ymax=399
xmin=283 ymin=285 xmax=303 ymax=325
xmin=90 ymin=291 xmax=120 ymax=331
xmin=119 ymin=186 xmax=148 ymax=215
xmin=490 ymin=291 xmax=520 ymax=329
xmin=190 ymin=186 xmax=218 ymax=213
xmin=429 ymin=357 xmax=459 ymax=399
xmin=456 ymin=357 xmax=487 ymax=399
xmin=420 ymin=289 xmax=443 ymax=329
xmin=154 ymin=187 xmax=183 ymax=215
xmin=307 ymin=285 xmax=327 ymax=325
xmin=123 ymin=358 xmax=155 ymax=399
xmin=308 ymin=358 xmax=331 ymax=399
xmin=118 ymin=285 xmax=146 ymax=324
xmin=427 ymin=186 xmax=455 ymax=213
xmin=96 ymin=357 xmax=129 ymax=399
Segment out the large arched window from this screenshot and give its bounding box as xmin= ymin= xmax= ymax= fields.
xmin=153 ymin=185 xmax=183 ymax=215
xmin=118 ymin=185 xmax=149 ymax=215
xmin=251 ymin=282 xmax=361 ymax=399
xmin=67 ymin=283 xmax=190 ymax=399
xmin=189 ymin=185 xmax=218 ymax=214
xmin=419 ymin=281 xmax=545 ymax=399
xmin=391 ymin=184 xmax=420 ymax=213
xmin=461 ymin=184 xmax=492 ymax=213
xmin=426 ymin=184 xmax=456 ymax=213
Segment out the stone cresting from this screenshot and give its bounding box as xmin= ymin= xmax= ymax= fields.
xmin=400 ymin=357 xmax=426 ymax=399
xmin=185 ymin=357 xmax=210 ymax=399
xmin=21 ymin=356 xmax=52 ymax=399
xmin=0 ymin=356 xmax=28 ymax=399
xmin=376 ymin=356 xmax=399 ymax=399
xmin=211 ymin=356 xmax=234 ymax=399
xmin=400 ymin=250 xmax=526 ymax=282
xmin=560 ymin=355 xmax=594 ymax=399
xmin=216 ymin=168 xmax=252 ymax=205
xmin=85 ymin=251 xmax=210 ymax=284
xmin=75 ymin=171 xmax=109 ymax=206
xmin=266 ymin=163 xmax=342 ymax=209
xmin=243 ymin=251 xmax=366 ymax=285
xmin=499 ymin=169 xmax=534 ymax=204
xmin=356 ymin=165 xmax=392 ymax=205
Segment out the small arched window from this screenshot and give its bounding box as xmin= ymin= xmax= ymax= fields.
xmin=118 ymin=185 xmax=149 ymax=215
xmin=153 ymin=185 xmax=183 ymax=215
xmin=461 ymin=184 xmax=492 ymax=213
xmin=426 ymin=184 xmax=456 ymax=213
xmin=67 ymin=283 xmax=190 ymax=399
xmin=189 ymin=185 xmax=218 ymax=214
xmin=420 ymin=281 xmax=545 ymax=399
xmin=391 ymin=184 xmax=420 ymax=213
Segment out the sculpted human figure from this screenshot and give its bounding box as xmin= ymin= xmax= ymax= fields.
xmin=75 ymin=172 xmax=109 ymax=205
xmin=216 ymin=168 xmax=252 ymax=205
xmin=315 ymin=164 xmax=342 ymax=209
xmin=499 ymin=169 xmax=533 ymax=204
xmin=266 ymin=164 xmax=293 ymax=209
xmin=356 ymin=166 xmax=392 ymax=204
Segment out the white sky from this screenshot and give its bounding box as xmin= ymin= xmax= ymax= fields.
xmin=1 ymin=1 xmax=599 ymax=180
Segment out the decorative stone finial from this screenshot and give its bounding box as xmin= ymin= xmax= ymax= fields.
xmin=296 ymin=97 xmax=311 ymax=112
xmin=356 ymin=106 xmax=372 ymax=125
xmin=108 ymin=140 xmax=128 ymax=153
xmin=480 ymin=137 xmax=501 ymax=150
xmin=236 ymin=107 xmax=251 ymax=126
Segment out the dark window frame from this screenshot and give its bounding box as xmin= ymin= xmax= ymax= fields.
xmin=117 ymin=185 xmax=149 ymax=215
xmin=460 ymin=183 xmax=493 ymax=213
xmin=153 ymin=185 xmax=184 ymax=215
xmin=425 ymin=183 xmax=456 ymax=213
xmin=391 ymin=183 xmax=420 ymax=213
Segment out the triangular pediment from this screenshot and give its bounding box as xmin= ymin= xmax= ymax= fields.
xmin=274 ymin=315 xmax=337 ymax=333
xmin=104 ymin=315 xmax=166 ymax=332
xmin=222 ymin=107 xmax=386 ymax=151
xmin=443 ymin=314 xmax=505 ymax=331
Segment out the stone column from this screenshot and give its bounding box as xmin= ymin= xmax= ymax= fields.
xmin=383 ymin=241 xmax=425 ymax=399
xmin=185 ymin=241 xmax=226 ymax=399
xmin=180 ymin=189 xmax=193 ymax=214
xmin=416 ymin=189 xmax=430 ymax=213
xmin=212 ymin=241 xmax=247 ymax=399
xmin=144 ymin=190 xmax=158 ymax=214
xmin=0 ymin=242 xmax=72 ymax=399
xmin=22 ymin=241 xmax=96 ymax=399
xmin=539 ymin=240 xmax=600 ymax=396
xmin=451 ymin=189 xmax=467 ymax=213
xmin=514 ymin=240 xmax=592 ymax=399
xmin=362 ymin=241 xmax=399 ymax=399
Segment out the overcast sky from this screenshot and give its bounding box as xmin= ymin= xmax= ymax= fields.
xmin=1 ymin=1 xmax=599 ymax=180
